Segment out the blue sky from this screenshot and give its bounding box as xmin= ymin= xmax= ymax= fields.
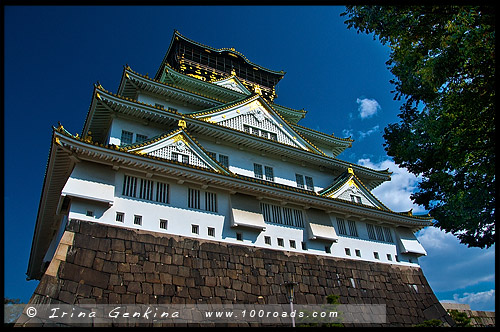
xmin=4 ymin=6 xmax=495 ymax=311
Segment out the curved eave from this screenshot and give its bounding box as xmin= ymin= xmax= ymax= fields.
xmin=118 ymin=67 xmax=232 ymax=108
xmin=155 ymin=30 xmax=286 ymax=80
xmin=270 ymin=104 xmax=307 ymax=124
xmin=56 ymin=130 xmax=433 ymax=228
xmin=83 ymin=88 xmax=391 ymax=188
xmin=27 ymin=131 xmax=76 ymax=280
xmin=291 ymin=123 xmax=354 ymax=157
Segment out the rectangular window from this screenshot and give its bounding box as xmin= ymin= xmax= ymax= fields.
xmin=305 ymin=176 xmax=314 ymax=191
xmin=355 ymin=249 xmax=361 ymax=257
xmin=86 ymin=210 xmax=93 ymax=217
xmin=373 ymin=252 xmax=380 ymax=260
xmin=265 ymin=236 xmax=271 ymax=245
xmin=277 ymin=238 xmax=284 ymax=247
xmin=155 ymin=182 xmax=169 ymax=204
xmin=159 ymin=219 xmax=168 ymax=229
xmin=295 ymin=173 xmax=305 ymax=189
xmin=325 ymin=245 xmax=331 ymax=254
xmin=293 ymin=209 xmax=304 ymax=227
xmin=116 ymin=212 xmax=124 ymax=223
xmin=337 ymin=218 xmax=347 ymax=235
xmin=254 ymin=163 xmax=263 ymax=179
xmin=244 ymin=125 xmax=251 ymax=133
xmin=207 ymin=227 xmax=215 ymax=237
xmin=192 ymin=224 xmax=199 ymax=234
xmin=139 ymin=178 xmax=154 ymax=201
xmin=383 ymin=227 xmax=393 ymax=243
xmin=171 ymin=152 xmax=189 ymax=164
xmin=260 ymin=203 xmax=304 ymax=228
xmin=347 ymin=220 xmax=358 ymax=237
xmin=289 ymin=240 xmax=296 ymax=248
xmin=236 ymin=233 xmax=243 ymax=241
xmin=121 ymin=130 xmax=133 ymax=145
xmin=204 ymin=192 xmax=217 ymax=212
xmin=136 ymin=134 xmax=148 ymax=143
xmin=264 ymin=166 xmax=274 ymax=182
xmin=134 ymin=215 xmax=142 ymax=226
xmin=207 ymin=151 xmax=217 ymax=159
xmin=269 ymin=133 xmax=278 ymax=141
xmin=345 ymin=248 xmax=351 ymax=256
xmin=283 ymin=207 xmax=294 ymax=226
xmin=375 ymin=225 xmax=385 ymax=241
xmin=387 ymin=254 xmax=392 ymax=261
xmin=122 ymin=175 xmax=138 ymax=197
xmin=188 ymin=188 xmax=201 ymax=209
xmin=218 ymin=154 xmax=229 ymax=168
xmin=301 ymin=242 xmax=307 ymax=250
xmin=366 ymin=223 xmax=376 ymax=240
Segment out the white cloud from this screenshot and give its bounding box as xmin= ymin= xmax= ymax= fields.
xmin=453 ymin=290 xmax=495 ymax=306
xmin=357 ymin=158 xmax=424 ymax=213
xmin=356 ymin=98 xmax=381 ymax=119
xmin=357 ymin=125 xmax=380 ymax=140
xmin=356 ymin=157 xmax=495 ymax=312
xmin=342 ymin=128 xmax=354 ymax=138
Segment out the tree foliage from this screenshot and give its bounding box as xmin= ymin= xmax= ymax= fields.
xmin=341 ymin=6 xmax=495 ymax=248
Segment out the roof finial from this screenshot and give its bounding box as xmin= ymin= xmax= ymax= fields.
xmin=178 ymin=119 xmax=187 ymax=129
xmin=347 ymin=165 xmax=354 ymax=175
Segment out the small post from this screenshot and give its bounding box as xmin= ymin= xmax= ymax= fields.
xmin=284 ymin=279 xmax=297 ymax=327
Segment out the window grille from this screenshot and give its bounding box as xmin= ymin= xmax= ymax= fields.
xmin=305 ymin=176 xmax=314 ymax=191
xmin=277 ymin=238 xmax=284 ymax=247
xmin=347 ymin=220 xmax=358 ymax=237
xmin=337 ymin=218 xmax=347 ymax=235
xmin=134 ymin=215 xmax=142 ymax=225
xmin=383 ymin=227 xmax=393 ymax=242
xmin=218 ymin=154 xmax=229 ymax=168
xmin=121 ymin=130 xmax=133 ymax=145
xmin=295 ymin=174 xmax=305 ymax=189
xmin=375 ymin=225 xmax=385 ymax=241
xmin=207 ymin=227 xmax=215 ymax=237
xmin=116 ymin=212 xmax=124 ymax=223
xmin=289 ymin=240 xmax=296 ymax=248
xmin=156 ymin=182 xmax=169 ymax=204
xmin=264 ymin=166 xmax=274 ymax=181
xmin=254 ymin=163 xmax=263 ymax=179
xmin=139 ymin=178 xmax=154 ymax=201
xmin=122 ymin=175 xmax=138 ymax=197
xmin=136 ymin=134 xmax=148 ymax=143
xmin=260 ymin=203 xmax=304 ymax=228
xmin=265 ymin=236 xmax=271 ymax=245
xmin=188 ymin=188 xmax=201 ymax=209
xmin=159 ymin=219 xmax=168 ymax=229
xmin=204 ymin=192 xmax=217 ymax=212
xmin=366 ymin=223 xmax=376 ymax=240
xmin=207 ymin=151 xmax=217 ymax=159
xmin=192 ymin=224 xmax=199 ymax=234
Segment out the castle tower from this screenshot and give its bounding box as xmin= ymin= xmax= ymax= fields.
xmin=19 ymin=30 xmax=453 ymax=327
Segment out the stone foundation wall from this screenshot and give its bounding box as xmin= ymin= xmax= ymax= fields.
xmin=17 ymin=219 xmax=454 ymax=327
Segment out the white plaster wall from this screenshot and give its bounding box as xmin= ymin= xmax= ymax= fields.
xmin=136 ymin=92 xmax=200 ymax=114
xmin=108 ymin=117 xmax=165 ymax=146
xmin=198 ymin=138 xmax=335 ymax=192
xmin=64 ymin=161 xmax=419 ymax=266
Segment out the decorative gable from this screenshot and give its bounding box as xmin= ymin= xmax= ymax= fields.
xmin=212 ymin=76 xmax=252 ymax=95
xmin=319 ymin=167 xmax=389 ymax=210
xmin=126 ymin=129 xmax=229 ymax=174
xmin=192 ymin=95 xmax=322 ymax=153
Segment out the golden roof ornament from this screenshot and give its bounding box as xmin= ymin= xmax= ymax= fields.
xmin=178 ymin=119 xmax=187 ymax=128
